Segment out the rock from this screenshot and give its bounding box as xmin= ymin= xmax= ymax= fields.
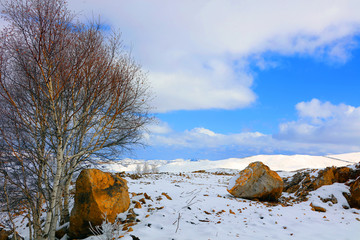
xmin=320 ymin=194 xmax=338 ymax=205
xmin=227 ymin=162 xmax=283 ymax=201
xmin=309 ymin=167 xmax=336 ymax=191
xmin=348 ymin=177 xmax=360 ymax=209
xmin=283 ymin=171 xmax=310 ymax=193
xmin=0 ymin=230 xmax=22 ymax=240
xmin=134 ymin=201 xmax=142 ymax=209
xmin=310 ymin=203 xmax=326 ymax=212
xmin=0 ymin=229 xmax=11 ymax=240
xmin=283 ymin=165 xmax=360 ymax=202
xmin=161 ymin=192 xmax=172 ymax=200
xmin=55 ymin=223 xmax=69 ymax=239
xmin=126 ymin=208 xmax=137 ymax=223
xmin=130 ymin=235 xmax=140 ymax=240
xmin=144 ymin=193 xmax=152 ymax=200
xmin=334 ymin=167 xmax=352 ymax=183
xmin=69 ymin=169 xmax=130 ymax=239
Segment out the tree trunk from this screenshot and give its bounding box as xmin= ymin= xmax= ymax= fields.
xmin=43 ymin=152 xmax=64 ymax=240
xmin=60 ymin=174 xmax=72 ymax=224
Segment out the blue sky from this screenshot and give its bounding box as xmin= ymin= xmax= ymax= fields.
xmin=69 ymin=0 xmax=360 ymax=160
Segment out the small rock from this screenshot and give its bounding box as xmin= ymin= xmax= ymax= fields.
xmin=144 ymin=193 xmax=152 ymax=200
xmin=162 ymin=192 xmax=172 ymax=200
xmin=310 ymin=203 xmax=326 ymax=212
xmin=139 ymin=198 xmax=146 ymax=205
xmin=130 ymin=235 xmax=140 ymax=240
xmin=134 ymin=201 xmax=142 ymax=209
xmin=320 ymin=194 xmax=338 ymax=204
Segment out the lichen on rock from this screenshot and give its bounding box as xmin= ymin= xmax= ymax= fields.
xmin=227 ymin=161 xmax=283 ymax=201
xmin=69 ymin=168 xmax=130 ymax=239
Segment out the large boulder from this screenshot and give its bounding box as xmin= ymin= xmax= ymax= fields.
xmin=347 ymin=177 xmax=360 ymax=209
xmin=227 ymin=162 xmax=283 ymax=201
xmin=334 ymin=167 xmax=354 ymax=183
xmin=69 ymin=169 xmax=130 ymax=239
xmin=0 ymin=229 xmax=22 ymax=240
xmin=309 ymin=167 xmax=336 ymax=190
xmin=0 ymin=229 xmax=11 ymax=240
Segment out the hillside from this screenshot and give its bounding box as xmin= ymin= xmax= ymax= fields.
xmin=4 ymin=152 xmax=360 ymax=240
xmin=99 ymin=152 xmax=360 ymax=173
xmin=86 ymin=162 xmax=360 ymax=240
xmin=86 ymin=152 xmax=360 ymax=240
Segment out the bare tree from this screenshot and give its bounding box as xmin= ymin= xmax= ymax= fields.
xmin=0 ymin=0 xmax=151 ymax=239
xmin=135 ymin=163 xmax=143 ymax=174
xmin=151 ymin=164 xmax=159 ymax=174
xmin=143 ymin=162 xmax=150 ymax=174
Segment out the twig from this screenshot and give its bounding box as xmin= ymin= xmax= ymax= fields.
xmin=175 ymin=213 xmax=181 ymax=233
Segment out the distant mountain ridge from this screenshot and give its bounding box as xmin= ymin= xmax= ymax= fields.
xmin=96 ymin=152 xmax=360 ymax=173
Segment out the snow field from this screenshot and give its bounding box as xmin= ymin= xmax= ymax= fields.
xmin=3 ymin=152 xmax=360 ymax=240
xmin=102 ymin=172 xmax=360 ymax=240
xmin=98 ymin=152 xmax=360 ymax=174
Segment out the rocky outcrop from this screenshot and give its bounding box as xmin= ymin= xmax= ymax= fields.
xmin=347 ymin=177 xmax=360 ymax=209
xmin=283 ymin=165 xmax=360 ymax=197
xmin=309 ymin=167 xmax=336 ymax=190
xmin=69 ymin=169 xmax=130 ymax=239
xmin=227 ymin=162 xmax=283 ymax=201
xmin=334 ymin=167 xmax=355 ymax=183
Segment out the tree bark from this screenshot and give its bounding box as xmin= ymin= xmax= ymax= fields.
xmin=60 ymin=174 xmax=72 ymax=224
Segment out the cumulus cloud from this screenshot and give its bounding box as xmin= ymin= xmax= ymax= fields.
xmin=141 ymin=118 xmax=360 ymax=159
xmin=145 ymin=125 xmax=270 ymax=152
xmin=140 ymin=99 xmax=360 ymax=158
xmin=68 ymin=0 xmax=360 ymax=112
xmin=276 ymin=99 xmax=360 ymax=144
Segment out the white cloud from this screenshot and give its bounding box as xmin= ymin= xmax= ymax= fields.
xmin=146 ymin=121 xmax=172 ymax=135
xmin=142 ymin=98 xmax=360 ymax=157
xmin=296 ymin=98 xmax=355 ymax=119
xmin=146 ymin=125 xmax=268 ymax=149
xmin=276 ymin=99 xmax=360 ymax=144
xmin=143 ymin=123 xmax=360 ymax=158
xmin=68 ymin=0 xmax=360 ymax=112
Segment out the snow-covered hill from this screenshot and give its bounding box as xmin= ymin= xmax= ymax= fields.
xmin=98 ymin=152 xmax=360 ymax=173
xmin=84 ymin=165 xmax=360 ymax=240
xmin=6 ymin=152 xmax=360 ymax=240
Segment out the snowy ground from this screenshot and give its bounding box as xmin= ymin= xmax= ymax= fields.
xmin=89 ymin=170 xmax=360 ymax=240
xmin=4 ymin=152 xmax=360 ymax=240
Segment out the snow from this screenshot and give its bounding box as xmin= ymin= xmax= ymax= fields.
xmin=227 ymin=174 xmax=240 ymax=191
xmin=96 ymin=152 xmax=360 ymax=174
xmin=88 ymin=171 xmax=360 ymax=240
xmin=328 ymin=152 xmax=360 ymax=163
xmin=308 ymin=183 xmax=351 ymax=209
xmin=4 ymin=152 xmax=360 ymax=240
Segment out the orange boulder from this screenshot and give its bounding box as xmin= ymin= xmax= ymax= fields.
xmin=69 ymin=169 xmax=130 ymax=239
xmin=334 ymin=167 xmax=352 ymax=183
xmin=227 ymin=162 xmax=283 ymax=201
xmin=348 ymin=178 xmax=360 ymax=209
xmin=309 ymin=167 xmax=336 ymax=190
xmin=0 ymin=229 xmax=11 ymax=240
